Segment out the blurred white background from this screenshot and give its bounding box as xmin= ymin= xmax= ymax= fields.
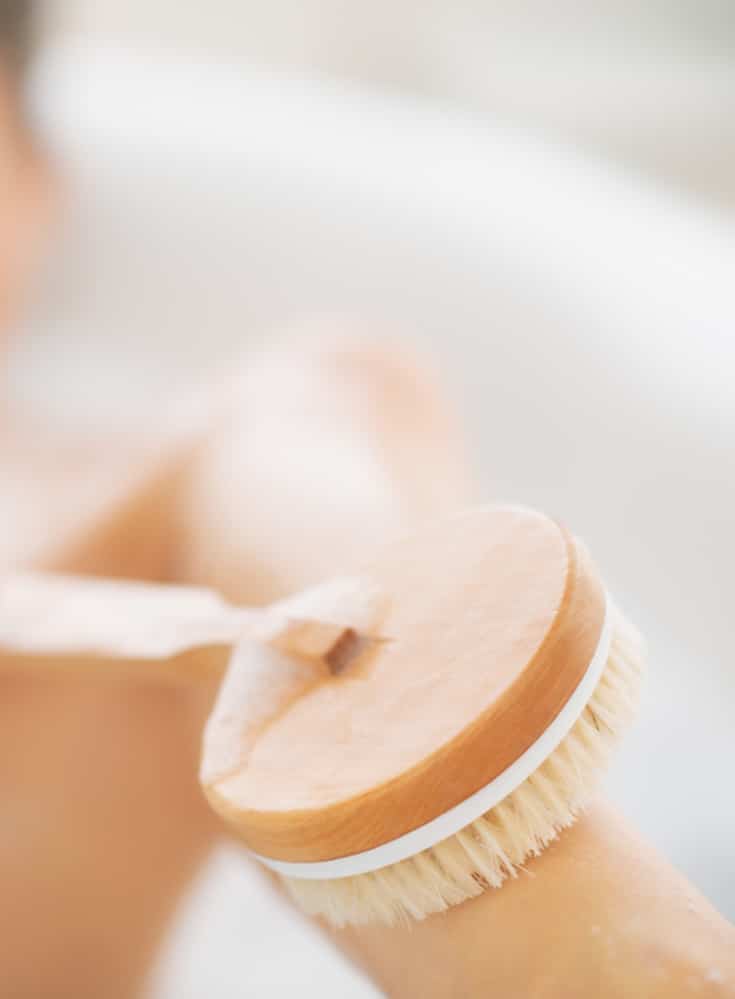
xmin=52 ymin=0 xmax=735 ymax=204
xmin=7 ymin=2 xmax=735 ymax=995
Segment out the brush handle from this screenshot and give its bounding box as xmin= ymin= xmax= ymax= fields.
xmin=0 ymin=571 xmax=383 ymax=681
xmin=0 ymin=573 xmax=253 ymax=676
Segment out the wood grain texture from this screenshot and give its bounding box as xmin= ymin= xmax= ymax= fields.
xmin=204 ymin=505 xmax=607 ymax=862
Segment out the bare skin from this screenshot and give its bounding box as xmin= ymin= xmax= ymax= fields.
xmin=332 ymin=803 xmax=735 ymax=998
xmin=0 ymin=336 xmax=470 ymax=997
xmin=0 ymin=436 xmax=219 ymax=999
xmin=0 ymin=65 xmax=51 ymax=339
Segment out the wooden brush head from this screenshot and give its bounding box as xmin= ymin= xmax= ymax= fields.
xmin=203 ymin=506 xmax=606 ymax=863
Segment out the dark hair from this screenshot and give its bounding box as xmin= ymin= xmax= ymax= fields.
xmin=0 ymin=1 xmax=36 ymax=80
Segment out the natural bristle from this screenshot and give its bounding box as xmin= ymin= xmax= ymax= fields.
xmin=280 ymin=608 xmax=644 ymax=927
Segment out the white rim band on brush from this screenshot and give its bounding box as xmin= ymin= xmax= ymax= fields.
xmin=252 ymin=592 xmax=612 ymax=881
